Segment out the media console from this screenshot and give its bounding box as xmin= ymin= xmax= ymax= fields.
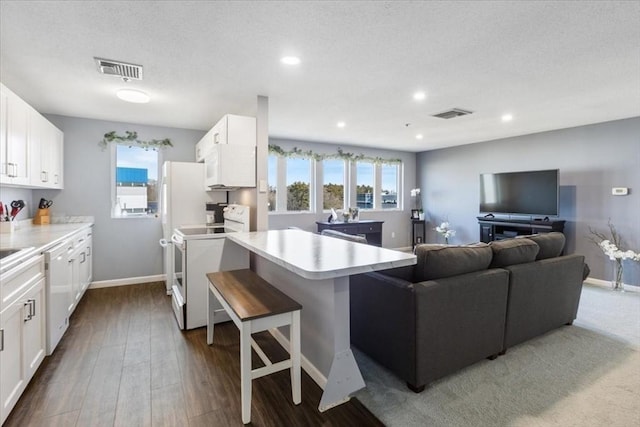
xmin=477 ymin=217 xmax=565 ymax=243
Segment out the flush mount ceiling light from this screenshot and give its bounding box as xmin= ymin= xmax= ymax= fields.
xmin=337 ymin=121 xmax=346 ymax=128
xmin=502 ymin=113 xmax=513 ymax=122
xmin=413 ymin=91 xmax=427 ymax=101
xmin=281 ymin=56 xmax=301 ymax=65
xmin=116 ymin=89 xmax=150 ymax=104
xmin=416 ymin=134 xmax=424 ymax=140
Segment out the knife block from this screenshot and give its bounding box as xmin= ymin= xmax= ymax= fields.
xmin=33 ymin=208 xmax=50 ymax=225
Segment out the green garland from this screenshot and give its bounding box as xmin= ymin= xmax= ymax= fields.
xmin=268 ymin=144 xmax=401 ymax=164
xmin=99 ymin=131 xmax=173 ymax=151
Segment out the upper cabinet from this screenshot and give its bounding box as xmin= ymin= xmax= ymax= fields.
xmin=0 ymin=85 xmax=30 ymax=186
xmin=0 ymin=83 xmax=64 ymax=189
xmin=196 ymin=114 xmax=256 ymax=162
xmin=29 ymin=111 xmax=64 ymax=189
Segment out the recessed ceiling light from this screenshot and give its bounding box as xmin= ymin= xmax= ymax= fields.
xmin=502 ymin=113 xmax=513 ymax=122
xmin=337 ymin=121 xmax=346 ymax=128
xmin=116 ymin=89 xmax=150 ymax=103
xmin=281 ymin=56 xmax=301 ymax=65
xmin=416 ymin=134 xmax=424 ymax=140
xmin=413 ymin=91 xmax=426 ymax=101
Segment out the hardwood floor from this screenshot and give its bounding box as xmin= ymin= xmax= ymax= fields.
xmin=4 ymin=282 xmax=383 ymax=427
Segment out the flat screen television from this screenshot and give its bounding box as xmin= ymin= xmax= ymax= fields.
xmin=479 ymin=169 xmax=559 ymax=216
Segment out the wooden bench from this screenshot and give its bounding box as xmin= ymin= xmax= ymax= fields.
xmin=206 ymin=269 xmax=302 ymax=424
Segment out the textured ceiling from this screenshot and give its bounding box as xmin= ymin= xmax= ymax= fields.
xmin=1 ymin=1 xmax=638 ymax=152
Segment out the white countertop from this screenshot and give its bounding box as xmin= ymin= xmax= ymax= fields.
xmin=0 ymin=222 xmax=93 ymax=273
xmin=227 ymin=229 xmax=416 ymax=280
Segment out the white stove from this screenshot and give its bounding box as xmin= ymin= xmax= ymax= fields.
xmin=170 ymin=204 xmax=250 ymax=329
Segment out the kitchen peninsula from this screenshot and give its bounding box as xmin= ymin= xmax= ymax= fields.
xmin=226 ymin=229 xmax=416 ymax=411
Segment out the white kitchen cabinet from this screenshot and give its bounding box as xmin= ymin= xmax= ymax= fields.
xmin=30 ymin=112 xmax=64 ymax=189
xmin=79 ymin=230 xmax=93 ymax=292
xmin=195 ymin=114 xmax=256 ymax=162
xmin=0 ymin=254 xmax=46 ymax=425
xmin=1 ymin=82 xmax=63 ymax=189
xmin=67 ymin=228 xmax=93 ymax=315
xmin=205 ymin=144 xmax=256 ymax=188
xmin=0 ymin=83 xmax=30 ymax=186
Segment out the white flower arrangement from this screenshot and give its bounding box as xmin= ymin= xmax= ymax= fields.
xmin=435 ymin=221 xmax=456 ymax=244
xmin=410 ymin=188 xmax=422 ymax=211
xmin=598 ymin=240 xmax=640 ymax=262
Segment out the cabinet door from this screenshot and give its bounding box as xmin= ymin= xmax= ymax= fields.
xmin=22 ymin=279 xmax=46 ymax=379
xmin=0 ymin=86 xmax=8 ymax=181
xmin=0 ymin=300 xmax=27 ymax=425
xmin=79 ymin=235 xmax=92 ymax=292
xmin=2 ymin=88 xmax=30 ymax=185
xmin=51 ymin=125 xmax=64 ymax=188
xmin=226 ymin=115 xmax=256 ymax=146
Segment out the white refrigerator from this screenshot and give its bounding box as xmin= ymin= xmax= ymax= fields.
xmin=159 ymin=161 xmax=214 ymax=293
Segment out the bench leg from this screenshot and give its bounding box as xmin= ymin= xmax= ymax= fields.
xmin=291 ymin=310 xmax=301 ymax=405
xmin=207 ymin=286 xmax=215 ymax=345
xmin=240 ymin=321 xmax=252 ymax=424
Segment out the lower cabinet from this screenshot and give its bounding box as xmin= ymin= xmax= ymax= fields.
xmin=0 ymin=256 xmax=46 ymax=425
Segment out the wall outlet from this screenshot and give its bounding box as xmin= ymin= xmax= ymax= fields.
xmin=612 ymin=187 xmax=629 ymax=196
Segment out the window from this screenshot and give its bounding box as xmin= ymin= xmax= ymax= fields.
xmin=323 ymin=159 xmax=345 ymax=211
xmin=356 ymin=161 xmax=374 ymax=209
xmin=286 ymin=157 xmax=312 ymax=211
xmin=267 ymin=155 xmax=278 ymax=211
xmin=381 ymin=163 xmax=399 ymax=209
xmin=112 ymin=144 xmax=159 ymax=218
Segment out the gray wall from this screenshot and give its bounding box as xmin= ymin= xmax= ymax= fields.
xmin=267 ymin=137 xmax=417 ymax=249
xmin=416 ymin=117 xmax=640 ymax=286
xmin=34 ymin=114 xmax=206 ymax=282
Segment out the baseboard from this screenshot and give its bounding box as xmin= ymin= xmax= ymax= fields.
xmin=584 ymin=277 xmax=639 ymax=293
xmin=269 ymin=327 xmax=328 ymax=390
xmin=89 ymin=274 xmax=166 ymax=289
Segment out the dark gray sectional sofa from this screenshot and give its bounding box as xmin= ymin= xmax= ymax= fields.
xmin=350 ymin=232 xmax=587 ymax=392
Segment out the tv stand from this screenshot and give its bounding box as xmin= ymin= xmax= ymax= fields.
xmin=477 ymin=217 xmax=565 ymax=243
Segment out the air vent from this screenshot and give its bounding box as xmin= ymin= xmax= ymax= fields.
xmin=94 ymin=57 xmax=143 ymax=81
xmin=432 ymin=108 xmax=473 ymax=119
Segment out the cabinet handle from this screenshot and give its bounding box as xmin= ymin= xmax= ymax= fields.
xmin=87 ymin=246 xmax=91 ymax=256
xmin=41 ymin=170 xmax=48 ymax=182
xmin=30 ymin=299 xmax=36 ymax=318
xmin=213 ymin=132 xmax=220 ymax=144
xmin=1 ymin=329 xmax=4 ymax=351
xmin=24 ymin=301 xmax=32 ymax=321
xmin=80 ymin=252 xmax=86 ymax=263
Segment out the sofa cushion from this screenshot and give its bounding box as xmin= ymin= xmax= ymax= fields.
xmin=489 ymin=238 xmax=539 ymax=267
xmin=516 ymin=232 xmax=565 ymax=260
xmin=414 ymin=243 xmax=492 ymax=281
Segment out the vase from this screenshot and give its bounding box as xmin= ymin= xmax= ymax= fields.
xmin=611 ymin=259 xmax=624 ymax=291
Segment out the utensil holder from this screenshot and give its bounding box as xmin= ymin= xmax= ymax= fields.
xmin=33 ymin=208 xmax=50 ymax=225
xmin=0 ymin=221 xmax=15 ymax=233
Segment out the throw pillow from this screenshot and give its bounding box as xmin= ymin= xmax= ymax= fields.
xmin=516 ymin=232 xmax=565 ymax=260
xmin=489 ymin=238 xmax=539 ymax=267
xmin=414 ymin=243 xmax=493 ymax=281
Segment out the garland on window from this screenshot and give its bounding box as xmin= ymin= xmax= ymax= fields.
xmin=99 ymin=131 xmax=173 ymax=151
xmin=268 ymin=144 xmax=401 ymax=164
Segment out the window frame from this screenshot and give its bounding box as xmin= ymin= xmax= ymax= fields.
xmin=267 ymin=152 xmax=403 ymax=215
xmin=110 ymin=143 xmax=162 ymax=219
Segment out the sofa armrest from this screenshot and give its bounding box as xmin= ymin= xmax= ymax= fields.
xmin=350 ymin=272 xmax=417 ymax=383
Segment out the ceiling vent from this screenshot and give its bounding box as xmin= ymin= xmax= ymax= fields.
xmin=432 ymin=108 xmax=473 ymax=119
xmin=94 ymin=57 xmax=143 ymax=81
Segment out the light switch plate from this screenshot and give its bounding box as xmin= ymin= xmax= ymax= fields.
xmin=259 ymin=179 xmax=268 ymax=193
xmin=612 ymin=187 xmax=628 ymax=196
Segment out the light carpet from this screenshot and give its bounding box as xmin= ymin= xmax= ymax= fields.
xmin=353 ymin=285 xmax=640 ymax=427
